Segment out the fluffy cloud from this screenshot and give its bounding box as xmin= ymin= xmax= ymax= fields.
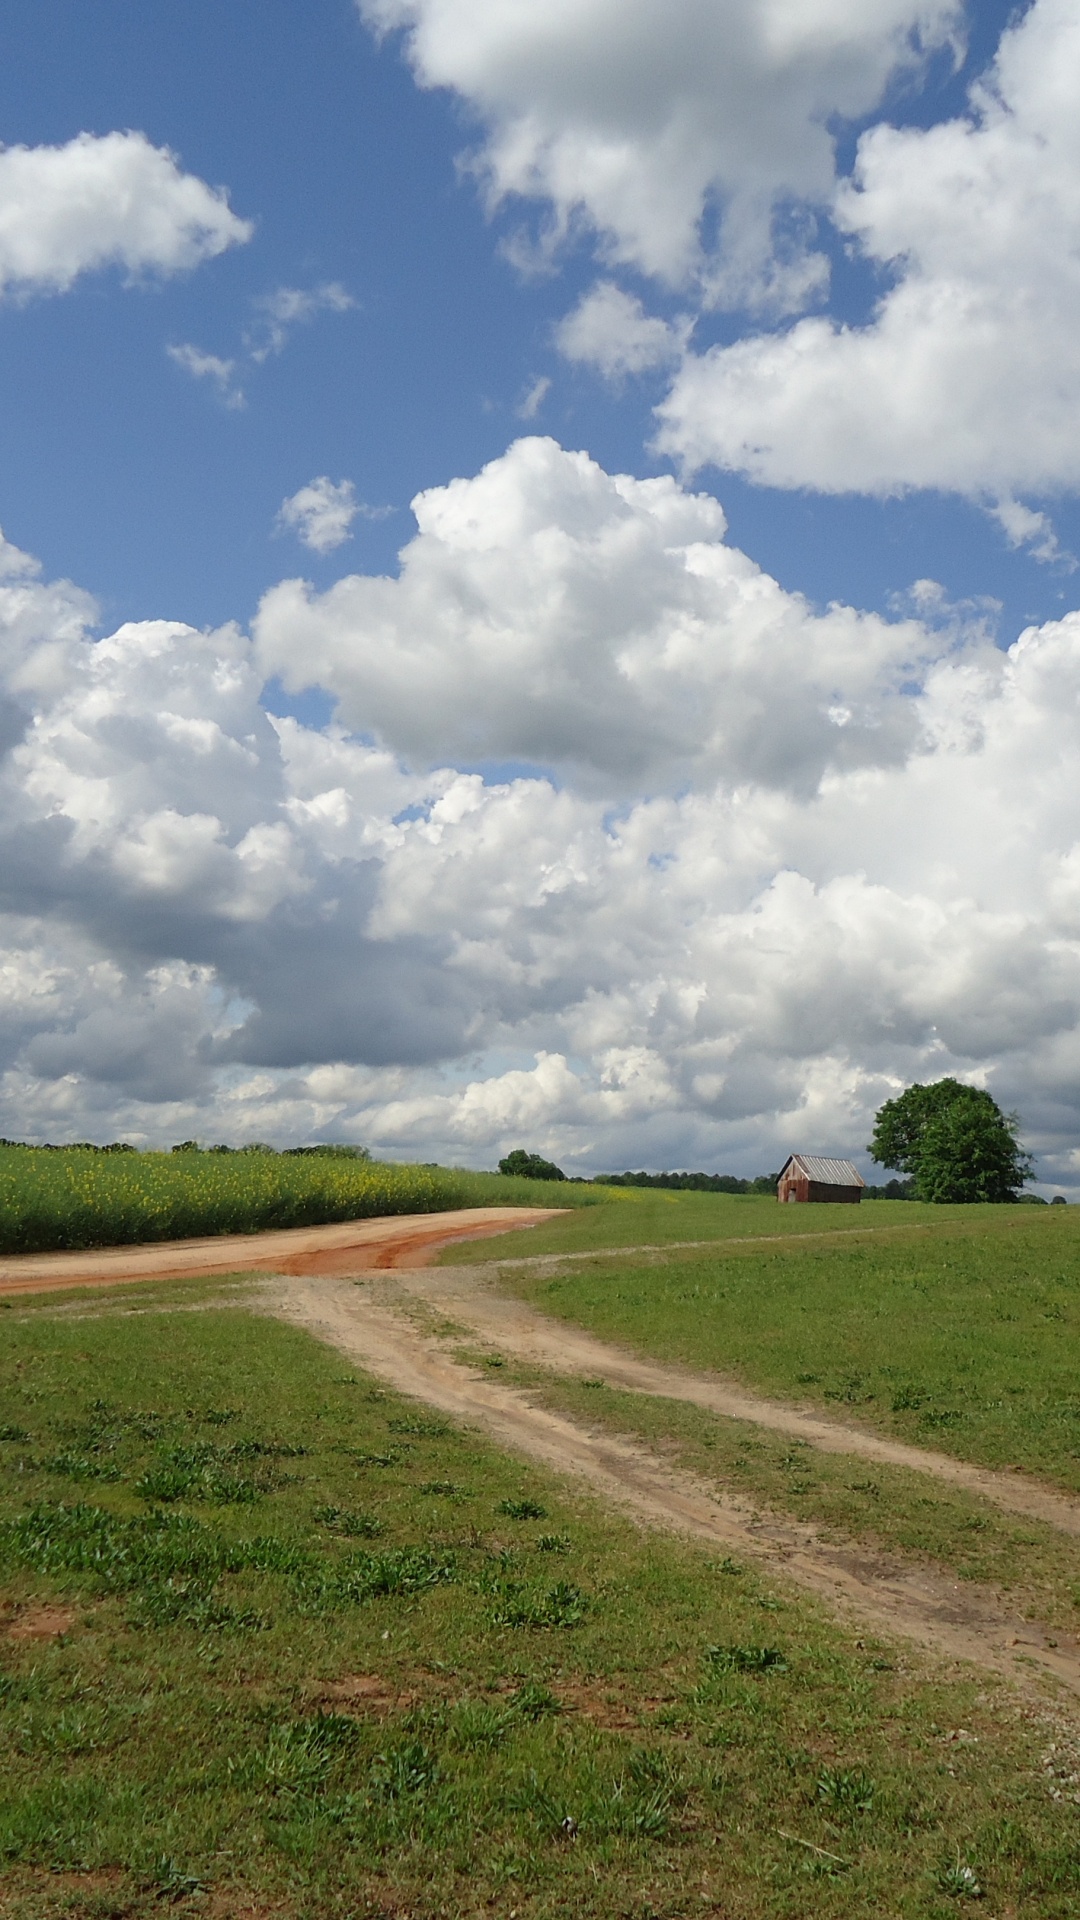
xmin=556 ymin=282 xmax=686 ymax=380
xmin=278 ymin=479 xmax=362 ymax=554
xmin=3 ymin=435 xmax=1080 ymax=1189
xmin=360 ymin=0 xmax=959 ymax=303
xmin=658 ymin=0 xmax=1080 ymax=501
xmin=0 ymin=130 xmax=251 ymax=299
xmin=256 ymin=436 xmax=936 ymax=795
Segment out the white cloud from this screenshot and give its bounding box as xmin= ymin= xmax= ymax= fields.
xmin=657 ymin=0 xmax=1080 ymax=503
xmin=255 ymin=436 xmax=938 ymax=795
xmin=556 ymin=282 xmax=686 ymax=380
xmin=360 ymin=0 xmax=960 ymax=304
xmin=0 ymin=130 xmax=251 ymax=299
xmin=167 ymin=343 xmax=245 ymax=409
xmin=245 ymin=282 xmax=355 ymax=361
xmin=278 ymin=478 xmax=363 ymax=554
xmin=4 ymin=448 xmax=1080 ymax=1189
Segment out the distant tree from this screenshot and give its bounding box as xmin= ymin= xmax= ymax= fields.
xmin=498 ymin=1149 xmax=566 ymax=1182
xmin=869 ymin=1079 xmax=1032 ymax=1203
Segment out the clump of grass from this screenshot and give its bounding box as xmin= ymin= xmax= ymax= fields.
xmin=497 ymin=1496 xmax=548 ymax=1520
xmin=312 ymin=1504 xmax=384 ymax=1538
xmin=491 ymin=1579 xmax=586 ymax=1630
xmin=536 ymin=1533 xmax=571 ymax=1554
xmin=705 ymin=1643 xmax=788 ymax=1674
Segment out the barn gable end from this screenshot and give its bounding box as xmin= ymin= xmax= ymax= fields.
xmin=777 ymin=1154 xmax=865 ymax=1204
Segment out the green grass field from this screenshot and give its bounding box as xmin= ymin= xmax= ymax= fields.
xmin=471 ymin=1196 xmax=1080 ymax=1490
xmin=3 ymin=1299 xmax=1080 ymax=1920
xmin=0 ymin=1147 xmax=599 ymax=1256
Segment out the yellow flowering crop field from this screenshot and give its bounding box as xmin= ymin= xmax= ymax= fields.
xmin=0 ymin=1146 xmax=597 ymax=1255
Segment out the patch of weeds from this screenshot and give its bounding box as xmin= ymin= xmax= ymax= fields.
xmin=705 ymin=1644 xmax=788 ymax=1674
xmin=582 ymin=1379 xmax=605 ymax=1389
xmin=511 ymin=1682 xmax=562 ymax=1720
xmin=492 ymin=1580 xmax=586 ymax=1630
xmin=796 ymin=1373 xmax=820 ymax=1385
xmin=312 ymin=1503 xmax=383 ymax=1538
xmin=536 ymin=1533 xmax=571 ymax=1553
xmin=369 ymin=1738 xmax=440 ymax=1802
xmin=891 ymin=1383 xmax=928 ymax=1412
xmin=197 ymin=1407 xmax=240 ymax=1426
xmin=816 ymin=1766 xmax=876 ymax=1816
xmin=228 ymin=1437 xmax=308 ymax=1460
xmin=0 ymin=1500 xmax=310 ymax=1631
xmin=921 ymin=1409 xmax=965 ymax=1428
xmin=326 ymin=1545 xmax=456 ymax=1605
xmin=134 ymin=1443 xmax=276 ymax=1506
xmin=39 ymin=1451 xmax=123 ymax=1483
xmin=848 ymin=1480 xmax=881 ymax=1498
xmin=497 ymin=1497 xmax=548 ymax=1520
xmin=152 ymin=1854 xmax=208 ymax=1901
xmin=935 ymin=1853 xmax=983 ymax=1898
xmin=718 ymin=1557 xmax=744 ymax=1575
xmin=344 ymin=1449 xmax=402 ymax=1469
xmin=824 ymin=1376 xmax=875 ymax=1405
xmin=419 ymin=1481 xmax=469 ymax=1499
xmin=239 ymin=1713 xmax=360 ymax=1794
xmin=386 ymin=1415 xmax=450 ymax=1439
xmin=449 ymin=1700 xmax=509 ymax=1750
xmin=0 ymin=1424 xmax=31 ymax=1443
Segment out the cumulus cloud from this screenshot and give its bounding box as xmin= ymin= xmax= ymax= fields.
xmin=657 ymin=0 xmax=1080 ymax=502
xmin=255 ymin=436 xmax=938 ymax=795
xmin=278 ymin=478 xmax=363 ymax=554
xmin=359 ymin=0 xmax=959 ymax=304
xmin=0 ymin=130 xmax=251 ymax=299
xmin=556 ymin=282 xmax=686 ymax=381
xmin=167 ymin=343 xmax=245 ymax=409
xmin=3 ymin=439 xmax=1080 ymax=1188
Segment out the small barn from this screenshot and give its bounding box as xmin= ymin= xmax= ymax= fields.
xmin=777 ymin=1154 xmax=865 ymax=1204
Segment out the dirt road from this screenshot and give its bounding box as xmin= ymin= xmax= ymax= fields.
xmin=0 ymin=1206 xmax=564 ymax=1297
xmin=263 ymin=1269 xmax=1080 ymax=1698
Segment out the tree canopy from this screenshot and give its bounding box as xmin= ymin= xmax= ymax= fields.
xmin=868 ymin=1078 xmax=1032 ymax=1203
xmin=497 ymin=1149 xmax=566 ymax=1182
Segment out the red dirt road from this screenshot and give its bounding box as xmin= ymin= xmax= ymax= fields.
xmin=0 ymin=1206 xmax=564 ymax=1297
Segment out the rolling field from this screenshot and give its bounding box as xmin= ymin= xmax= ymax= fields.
xmin=4 ymin=1191 xmax=1080 ymax=1915
xmin=0 ymin=1146 xmax=598 ymax=1256
xmin=473 ymin=1197 xmax=1080 ymax=1488
xmin=3 ymin=1299 xmax=1080 ymax=1920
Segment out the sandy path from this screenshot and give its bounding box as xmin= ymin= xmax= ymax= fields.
xmin=261 ymin=1272 xmax=1080 ymax=1698
xmin=0 ymin=1207 xmax=564 ymax=1297
xmin=385 ymin=1263 xmax=1080 ymax=1540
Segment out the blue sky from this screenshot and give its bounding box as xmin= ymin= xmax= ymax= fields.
xmin=2 ymin=0 xmax=1080 ymax=1185
xmin=2 ymin=0 xmax=1071 ymax=639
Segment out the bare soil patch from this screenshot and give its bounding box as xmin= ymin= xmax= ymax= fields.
xmin=5 ymin=1603 xmax=78 ymax=1641
xmin=0 ymin=1207 xmax=563 ymax=1297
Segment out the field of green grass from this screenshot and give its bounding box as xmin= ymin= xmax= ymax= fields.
xmin=473 ymin=1196 xmax=1080 ymax=1490
xmin=3 ymin=1297 xmax=1080 ymax=1919
xmin=0 ymin=1147 xmax=599 ymax=1256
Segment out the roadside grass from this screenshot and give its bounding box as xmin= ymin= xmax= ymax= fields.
xmin=487 ymin=1205 xmax=1080 ymax=1491
xmin=0 ymin=1148 xmax=596 ymax=1257
xmin=505 ymin=1368 xmax=1080 ymax=1637
xmin=3 ymin=1305 xmax=1080 ymax=1916
xmin=436 ymin=1191 xmax=982 ymax=1262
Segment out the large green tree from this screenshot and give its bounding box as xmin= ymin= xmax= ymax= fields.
xmin=868 ymin=1078 xmax=1032 ymax=1203
xmin=497 ymin=1148 xmax=566 ymax=1182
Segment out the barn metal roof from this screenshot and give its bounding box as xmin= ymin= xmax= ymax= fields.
xmin=782 ymin=1155 xmax=865 ymax=1186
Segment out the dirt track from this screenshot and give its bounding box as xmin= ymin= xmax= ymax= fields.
xmin=260 ymin=1267 xmax=1080 ymax=1700
xmin=9 ymin=1207 xmax=1080 ymax=1700
xmin=0 ymin=1207 xmax=564 ymax=1296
